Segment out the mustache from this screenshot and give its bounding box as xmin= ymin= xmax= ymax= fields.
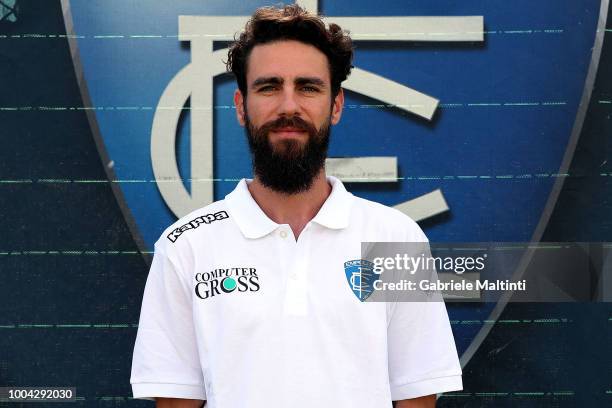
xmin=256 ymin=115 xmax=318 ymax=137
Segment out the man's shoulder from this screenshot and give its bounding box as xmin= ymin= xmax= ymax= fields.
xmin=156 ymin=199 xmax=231 ymax=248
xmin=350 ymin=194 xmax=428 ymax=242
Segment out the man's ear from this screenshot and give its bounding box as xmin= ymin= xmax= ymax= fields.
xmin=234 ymin=89 xmax=246 ymax=126
xmin=331 ymin=88 xmax=344 ymax=125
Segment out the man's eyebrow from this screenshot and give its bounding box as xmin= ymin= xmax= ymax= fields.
xmin=295 ymin=77 xmax=326 ymax=87
xmin=252 ymin=77 xmax=283 ymax=87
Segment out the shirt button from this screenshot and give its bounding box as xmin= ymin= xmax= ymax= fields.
xmin=290 ymin=273 xmax=298 ymax=280
xmin=280 ymin=230 xmax=288 ymax=239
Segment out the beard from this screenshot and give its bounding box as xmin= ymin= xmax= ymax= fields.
xmin=245 ymin=112 xmax=331 ymax=194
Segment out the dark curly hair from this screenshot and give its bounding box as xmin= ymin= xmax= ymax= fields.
xmin=226 ymin=4 xmax=354 ymax=98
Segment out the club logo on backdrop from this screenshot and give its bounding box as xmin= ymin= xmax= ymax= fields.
xmin=64 ymin=0 xmax=602 ymax=365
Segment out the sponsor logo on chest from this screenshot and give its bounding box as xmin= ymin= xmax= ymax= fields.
xmin=195 ymin=267 xmax=260 ymax=300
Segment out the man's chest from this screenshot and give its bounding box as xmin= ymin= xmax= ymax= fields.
xmin=188 ymin=230 xmax=388 ymax=339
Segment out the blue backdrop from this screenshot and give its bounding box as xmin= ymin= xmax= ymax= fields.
xmin=1 ymin=0 xmax=611 ymax=406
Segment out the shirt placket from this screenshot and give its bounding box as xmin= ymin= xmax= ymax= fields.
xmin=278 ymin=223 xmax=312 ymax=316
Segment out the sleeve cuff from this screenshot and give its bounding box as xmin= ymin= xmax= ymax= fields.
xmin=131 ymin=382 xmax=206 ymax=401
xmin=391 ymin=374 xmax=463 ymax=400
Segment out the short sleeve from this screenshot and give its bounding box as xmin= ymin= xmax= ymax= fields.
xmin=386 ymin=295 xmax=463 ymax=400
xmin=386 ymin=218 xmax=463 ymax=400
xmin=130 ymin=241 xmax=206 ymax=401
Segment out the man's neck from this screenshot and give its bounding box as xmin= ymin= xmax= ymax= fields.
xmin=247 ymin=170 xmax=332 ymax=240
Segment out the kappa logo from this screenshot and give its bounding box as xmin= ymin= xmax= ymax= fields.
xmin=167 ymin=210 xmax=229 ymax=242
xmin=344 ymin=259 xmax=376 ymax=302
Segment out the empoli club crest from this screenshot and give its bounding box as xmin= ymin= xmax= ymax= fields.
xmin=344 ymin=260 xmax=376 ymax=302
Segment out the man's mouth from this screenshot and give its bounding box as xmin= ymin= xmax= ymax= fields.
xmin=273 ymin=127 xmax=305 ymax=133
xmin=271 ymin=127 xmax=307 ymax=137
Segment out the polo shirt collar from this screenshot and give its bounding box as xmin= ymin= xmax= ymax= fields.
xmin=225 ymin=176 xmax=353 ymax=239
xmin=311 ymin=176 xmax=353 ymax=230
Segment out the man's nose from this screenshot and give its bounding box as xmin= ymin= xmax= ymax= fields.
xmin=277 ymin=88 xmax=301 ymax=116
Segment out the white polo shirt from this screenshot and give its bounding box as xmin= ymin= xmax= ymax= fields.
xmin=131 ymin=176 xmax=462 ymax=407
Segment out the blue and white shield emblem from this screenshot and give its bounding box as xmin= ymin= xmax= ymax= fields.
xmin=62 ymin=0 xmax=605 ymax=364
xmin=344 ymin=260 xmax=376 ymax=301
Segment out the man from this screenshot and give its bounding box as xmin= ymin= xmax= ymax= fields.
xmin=131 ymin=5 xmax=462 ymax=408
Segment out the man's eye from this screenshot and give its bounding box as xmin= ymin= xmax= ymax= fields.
xmin=258 ymin=85 xmax=277 ymax=92
xmin=301 ymin=86 xmax=319 ymax=92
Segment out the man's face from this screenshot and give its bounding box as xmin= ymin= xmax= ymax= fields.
xmin=234 ymin=40 xmax=344 ymax=193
